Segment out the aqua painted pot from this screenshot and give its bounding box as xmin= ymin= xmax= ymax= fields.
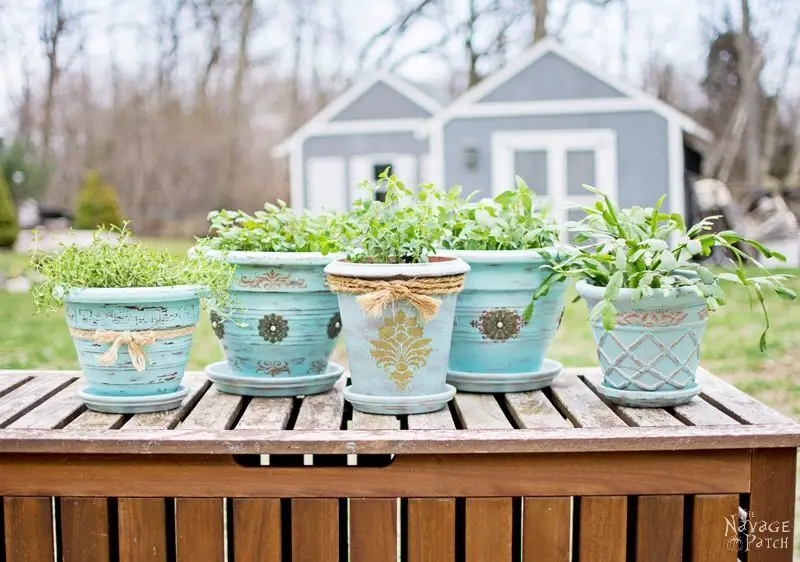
xmin=441 ymin=250 xmax=567 ymax=392
xmin=64 ymin=285 xmax=201 ymax=413
xmin=577 ymin=280 xmax=709 ymax=407
xmin=324 ymin=257 xmax=470 ymax=415
xmin=207 ymin=252 xmax=342 ymax=395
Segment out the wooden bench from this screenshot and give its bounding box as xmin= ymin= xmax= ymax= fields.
xmin=0 ymin=368 xmax=798 ymax=561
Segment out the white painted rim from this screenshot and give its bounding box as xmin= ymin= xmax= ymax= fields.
xmin=65 ymin=285 xmax=202 ymax=304
xmin=324 ymin=256 xmax=470 ymax=279
xmin=201 ymin=249 xmax=342 ymax=266
xmin=575 ymin=279 xmax=705 ymax=303
xmin=438 ymin=248 xmax=555 ymax=264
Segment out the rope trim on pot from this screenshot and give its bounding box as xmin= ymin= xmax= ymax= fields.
xmin=68 ymin=326 xmax=196 ymax=371
xmin=326 ymin=274 xmax=466 ymax=322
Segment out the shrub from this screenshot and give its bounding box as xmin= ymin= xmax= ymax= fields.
xmin=74 ymin=170 xmax=124 ymax=230
xmin=0 ymin=141 xmax=51 ymax=202
xmin=0 ymin=170 xmax=19 ymax=249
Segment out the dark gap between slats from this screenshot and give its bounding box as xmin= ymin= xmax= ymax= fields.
xmin=571 ymin=497 xmax=582 ymax=562
xmin=739 ymin=494 xmax=751 ymax=562
xmin=165 ymin=498 xmax=177 ymax=562
xmin=225 ymin=498 xmax=235 ymax=562
xmin=338 ymin=498 xmax=348 ymax=562
xmin=666 ymin=405 xmax=696 ymax=426
xmin=494 ymin=393 xmax=521 ymax=429
xmin=0 ymin=496 xmax=5 ymax=562
xmin=454 ymin=497 xmax=466 ymax=561
xmin=512 ymin=497 xmax=522 ymax=562
xmin=285 ymin=396 xmax=303 ymax=430
xmin=541 ymin=385 xmax=581 ymax=428
xmin=577 ymin=374 xmax=640 ymax=428
xmin=0 ymin=376 xmax=32 ymax=399
xmin=107 ymin=498 xmax=120 ymax=562
xmin=280 ymin=499 xmax=292 ymax=562
xmin=698 ymin=392 xmax=752 ymax=425
xmin=53 ymin=403 xmax=87 ymax=429
xmin=225 ymin=396 xmax=252 ymax=430
xmin=399 ymin=414 xmax=409 ymax=430
xmin=168 ymin=381 xmax=212 ymax=430
xmin=110 ymin=414 xmax=132 ymax=430
xmin=53 ymin=497 xmax=62 ymax=562
xmin=625 ymin=496 xmax=638 ymax=562
xmin=0 ymin=377 xmax=76 ymax=429
xmin=682 ymin=496 xmax=694 ymax=562
xmin=399 ymin=498 xmax=409 ymax=562
xmin=448 ymin=400 xmax=465 ymax=430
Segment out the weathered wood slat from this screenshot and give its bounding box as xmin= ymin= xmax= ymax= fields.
xmin=636 ymin=496 xmax=683 ymax=562
xmin=8 ymin=379 xmax=83 ymax=429
xmin=0 ymin=424 xmax=795 ymax=454
xmin=582 ymin=371 xmax=683 ymax=427
xmin=454 ymin=394 xmax=512 ymax=429
xmin=123 ymin=373 xmax=208 ymax=430
xmin=465 ymin=498 xmax=513 ymax=562
xmin=522 ymin=497 xmax=570 ymax=562
xmin=0 ymin=374 xmax=74 ymax=427
xmin=0 ymin=372 xmax=32 ymax=396
xmin=691 ymin=494 xmax=739 ymax=562
xmin=235 ymin=396 xmax=294 ymax=430
xmin=66 ymin=410 xmax=124 ymax=430
xmin=291 ymin=499 xmax=339 ymax=562
xmin=231 ymin=499 xmax=282 ymax=562
xmin=180 ymin=384 xmax=245 ymax=430
xmin=549 ymin=373 xmax=627 ymax=428
xmin=60 ymin=498 xmax=110 ymax=562
xmin=351 ymin=410 xmax=400 ymax=431
xmin=578 ymin=496 xmax=626 ymax=562
xmin=175 ymin=498 xmax=225 ymax=562
xmin=117 ymin=498 xmax=168 ymax=562
xmin=748 ymin=448 xmax=797 ymax=562
xmin=406 ymin=406 xmax=456 ymax=429
xmin=505 ymin=390 xmax=571 ymax=428
xmin=407 ymin=499 xmax=455 ymax=562
xmin=293 ymin=376 xmax=345 ymax=430
xmin=671 ymin=397 xmax=739 ymax=426
xmin=3 ymin=497 xmax=54 ymax=562
xmin=697 ymin=368 xmax=793 ymax=425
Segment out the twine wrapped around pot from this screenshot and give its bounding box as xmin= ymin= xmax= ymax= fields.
xmin=69 ymin=326 xmax=196 ymax=371
xmin=326 ymin=274 xmax=466 ymax=322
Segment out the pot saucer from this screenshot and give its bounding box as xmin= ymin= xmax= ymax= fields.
xmin=595 ymin=382 xmax=701 ymax=408
xmin=344 ymin=384 xmax=456 ymax=415
xmin=205 ymin=361 xmax=343 ymax=397
xmin=447 ymin=359 xmax=562 ymax=393
xmin=77 ymin=385 xmax=190 ymax=414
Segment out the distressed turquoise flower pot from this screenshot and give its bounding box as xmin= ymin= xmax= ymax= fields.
xmin=442 ymin=250 xmax=567 ymax=392
xmin=324 ymin=257 xmax=470 ymax=415
xmin=64 ymin=285 xmax=201 ymax=413
xmin=577 ymin=280 xmax=709 ymax=407
xmin=205 ymin=251 xmax=343 ymax=396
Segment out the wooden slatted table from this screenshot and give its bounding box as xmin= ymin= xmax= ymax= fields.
xmin=0 ymin=368 xmax=798 ymax=562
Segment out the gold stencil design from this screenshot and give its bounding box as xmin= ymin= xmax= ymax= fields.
xmin=369 ymin=310 xmax=432 ymax=391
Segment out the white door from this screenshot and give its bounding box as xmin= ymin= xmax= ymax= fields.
xmin=306 ymin=157 xmax=347 ymax=212
xmin=491 ymin=129 xmax=618 ymax=224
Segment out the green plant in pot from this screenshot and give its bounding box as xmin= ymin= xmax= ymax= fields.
xmin=195 ymin=203 xmax=349 ymax=397
xmin=32 ymin=226 xmax=234 ymax=413
xmin=439 ymin=177 xmax=566 ymax=392
xmin=324 ymin=170 xmax=470 ymax=415
xmin=532 ymin=186 xmax=797 ymax=408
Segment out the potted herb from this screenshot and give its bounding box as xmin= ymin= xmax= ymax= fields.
xmin=532 ymin=186 xmax=797 ymax=407
xmin=196 ymin=202 xmax=347 ymax=396
xmin=324 ymin=171 xmax=469 ymax=415
xmin=32 ymin=226 xmax=234 ymax=414
xmin=439 ymin=177 xmax=565 ymax=392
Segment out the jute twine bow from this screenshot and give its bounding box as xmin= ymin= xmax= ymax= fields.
xmin=326 ymin=274 xmax=465 ymax=322
xmin=68 ymin=326 xmax=196 ymax=371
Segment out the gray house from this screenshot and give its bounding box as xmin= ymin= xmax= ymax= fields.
xmin=274 ymin=39 xmax=710 ymax=223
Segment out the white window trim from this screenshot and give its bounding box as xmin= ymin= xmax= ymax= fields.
xmin=490 ymin=129 xmax=618 ymax=225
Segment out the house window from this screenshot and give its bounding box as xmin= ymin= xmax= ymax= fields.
xmin=373 ymin=163 xmax=392 ymax=202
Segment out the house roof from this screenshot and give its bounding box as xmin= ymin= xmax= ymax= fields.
xmin=424 ymin=38 xmax=712 ymax=142
xmin=273 ymin=72 xmax=443 ymax=157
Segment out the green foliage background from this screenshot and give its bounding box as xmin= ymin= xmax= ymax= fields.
xmin=0 ymin=170 xmax=19 ymax=249
xmin=73 ymin=170 xmax=124 ymax=230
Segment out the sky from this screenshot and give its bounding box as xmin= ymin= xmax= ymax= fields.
xmin=0 ymin=0 xmax=798 ymax=135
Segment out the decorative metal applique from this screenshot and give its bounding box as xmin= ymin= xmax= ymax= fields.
xmin=327 ymin=312 xmax=342 ymax=339
xmin=256 ymin=360 xmax=290 ymax=377
xmin=309 ymin=359 xmax=328 ymax=375
xmin=369 ymin=311 xmax=432 ymax=391
xmin=471 ymin=309 xmax=527 ymax=341
xmin=209 ymin=311 xmax=224 ymax=339
xmin=259 ymin=313 xmax=289 ymax=343
xmin=239 ymin=270 xmax=307 ymax=289
xmin=615 ymin=310 xmax=688 ymax=328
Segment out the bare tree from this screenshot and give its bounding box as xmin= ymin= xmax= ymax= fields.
xmin=736 ymin=0 xmax=762 ymax=188
xmin=40 ymin=0 xmax=67 ymax=152
xmin=532 ymin=0 xmax=547 ymax=42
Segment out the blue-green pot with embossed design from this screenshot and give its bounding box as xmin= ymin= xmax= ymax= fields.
xmin=440 ymin=250 xmax=567 ymax=393
xmin=203 ymin=251 xmax=344 ymax=397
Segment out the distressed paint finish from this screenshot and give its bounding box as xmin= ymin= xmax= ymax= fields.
xmin=577 ymin=280 xmax=708 ymax=407
xmin=446 ymin=251 xmax=566 ymax=391
xmin=217 ymin=253 xmax=341 ymax=384
xmin=64 ymin=286 xmax=200 ymax=401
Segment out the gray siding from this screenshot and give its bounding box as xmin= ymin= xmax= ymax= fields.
xmin=480 ymin=52 xmax=627 ymax=103
xmin=331 ymin=81 xmax=432 ymax=121
xmin=443 ymin=111 xmax=671 ymax=209
xmin=304 ymin=132 xmax=428 ymax=158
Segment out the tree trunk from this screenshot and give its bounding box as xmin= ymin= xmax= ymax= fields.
xmin=736 ymin=0 xmax=762 ymax=189
xmin=532 ymin=0 xmax=548 ymax=42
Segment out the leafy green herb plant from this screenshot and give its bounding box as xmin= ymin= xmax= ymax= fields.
xmin=32 ymin=225 xmax=235 ymax=313
xmin=529 ymin=185 xmax=797 ymax=351
xmin=441 ymin=176 xmax=560 ymax=251
xmin=198 ymin=201 xmax=347 ymax=254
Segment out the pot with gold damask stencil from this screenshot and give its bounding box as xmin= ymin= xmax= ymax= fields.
xmin=324 ymin=257 xmax=470 ymax=415
xmin=576 ymin=279 xmax=709 ymax=408
xmin=203 ymin=251 xmax=345 ymax=397
xmin=439 ymin=249 xmax=567 ymax=393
